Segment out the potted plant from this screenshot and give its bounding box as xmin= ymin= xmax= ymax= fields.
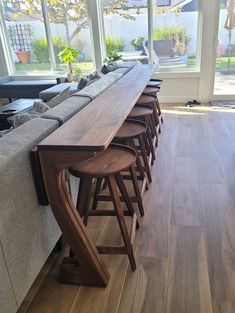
xmin=58 ymin=46 xmax=79 ymax=82
xmin=104 ymin=51 xmax=122 ymax=63
xmin=131 ymin=37 xmax=145 ymax=51
xmin=9 ymin=24 xmax=32 ymax=64
xmin=74 ymin=63 xmax=83 ymax=82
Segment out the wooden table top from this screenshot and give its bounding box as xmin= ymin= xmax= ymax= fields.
xmin=38 ymin=64 xmax=157 ymax=152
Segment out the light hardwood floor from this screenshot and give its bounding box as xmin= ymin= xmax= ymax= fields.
xmin=18 ymin=105 xmax=235 ymax=313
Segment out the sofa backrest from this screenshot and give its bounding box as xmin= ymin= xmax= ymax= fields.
xmin=0 ymin=118 xmax=61 ymax=308
xmin=41 ymin=95 xmax=91 ymax=125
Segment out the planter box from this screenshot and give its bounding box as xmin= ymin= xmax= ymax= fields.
xmin=153 ymin=39 xmax=175 ymax=56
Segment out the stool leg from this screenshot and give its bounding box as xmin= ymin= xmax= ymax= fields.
xmin=129 ymin=138 xmax=145 ymax=182
xmin=76 ymin=177 xmax=93 ymax=225
xmin=107 ymin=175 xmax=136 ymax=271
xmin=138 ymin=134 xmax=152 ymax=183
xmin=115 ymin=173 xmax=140 ymax=229
xmin=144 ymin=117 xmax=156 ymax=164
xmin=92 ymin=177 xmax=103 ymax=210
xmin=156 ymin=95 xmax=164 ymax=124
xmin=129 ymin=164 xmax=144 ymax=217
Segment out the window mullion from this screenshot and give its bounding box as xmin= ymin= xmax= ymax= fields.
xmin=41 ymin=0 xmax=57 ymax=71
xmin=148 ymin=0 xmax=153 ymax=64
xmin=86 ymin=0 xmax=105 ymax=70
xmin=0 ymin=1 xmax=14 ymax=75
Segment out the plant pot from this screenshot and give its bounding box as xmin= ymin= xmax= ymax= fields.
xmin=67 ymin=73 xmax=75 ymax=82
xmin=74 ymin=74 xmax=81 ymax=82
xmin=216 ymin=45 xmax=223 ymax=57
xmin=180 ymin=55 xmax=188 ymax=64
xmin=16 ymin=51 xmax=30 ymax=64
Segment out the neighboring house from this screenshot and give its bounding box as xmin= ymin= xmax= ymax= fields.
xmin=124 ymin=0 xmax=198 ymax=11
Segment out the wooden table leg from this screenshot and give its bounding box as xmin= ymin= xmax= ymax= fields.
xmin=38 ymin=150 xmax=110 ymax=287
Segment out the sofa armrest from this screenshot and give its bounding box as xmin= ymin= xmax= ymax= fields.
xmin=0 ymin=76 xmax=11 ymax=85
xmin=56 ymin=77 xmax=68 ymax=84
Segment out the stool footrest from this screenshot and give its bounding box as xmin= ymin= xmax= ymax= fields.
xmin=88 ymin=210 xmax=132 ymax=216
xmin=96 ymin=194 xmax=139 ymax=203
xmin=97 ymin=246 xmax=128 ymax=254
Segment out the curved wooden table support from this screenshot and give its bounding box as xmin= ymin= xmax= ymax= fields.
xmin=37 ymin=64 xmax=157 ymax=286
xmin=39 ymin=150 xmax=110 ymax=287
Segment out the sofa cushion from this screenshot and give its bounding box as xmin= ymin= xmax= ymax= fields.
xmin=73 ymin=72 xmax=123 ymax=100
xmin=46 ymin=87 xmax=70 ymax=108
xmin=41 ymin=95 xmax=91 ymax=124
xmin=0 ymin=118 xmax=61 ymax=306
xmin=39 ymin=83 xmax=78 ymax=101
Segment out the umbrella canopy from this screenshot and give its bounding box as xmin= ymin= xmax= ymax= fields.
xmin=224 ymin=0 xmax=235 ymax=68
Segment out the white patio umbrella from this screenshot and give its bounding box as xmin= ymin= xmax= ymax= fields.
xmin=224 ymin=0 xmax=235 ymax=68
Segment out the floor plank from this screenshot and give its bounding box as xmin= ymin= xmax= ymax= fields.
xmin=165 ymin=225 xmax=213 ymax=313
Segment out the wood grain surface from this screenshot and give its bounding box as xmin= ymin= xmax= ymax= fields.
xmin=38 ymin=64 xmax=156 ymax=152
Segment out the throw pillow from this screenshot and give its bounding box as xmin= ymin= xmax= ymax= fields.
xmin=77 ymin=77 xmax=89 ymax=91
xmin=7 ymin=99 xmax=50 ymax=128
xmin=32 ymin=100 xmax=50 ymax=113
xmin=46 ymin=87 xmax=70 ymax=109
xmin=0 ymin=127 xmax=13 ymax=138
xmin=101 ymin=64 xmax=118 ymax=74
xmin=7 ymin=112 xmax=39 ymax=128
xmin=86 ymin=71 xmax=104 ymax=86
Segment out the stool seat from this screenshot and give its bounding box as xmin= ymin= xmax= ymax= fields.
xmin=129 ymin=106 xmax=153 ymax=118
xmin=144 ymin=86 xmax=160 ymax=95
xmin=115 ymin=120 xmax=146 ymax=140
xmin=70 ymin=144 xmax=136 ymax=177
xmin=147 ymin=81 xmax=161 ymax=88
xmin=137 ymin=94 xmax=156 ymax=105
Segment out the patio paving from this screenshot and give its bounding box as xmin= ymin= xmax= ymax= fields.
xmin=214 ymin=71 xmax=235 ymax=95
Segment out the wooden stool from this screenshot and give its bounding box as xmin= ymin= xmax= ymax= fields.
xmin=114 ymin=120 xmax=152 ymax=184
xmin=69 ymin=144 xmax=140 ymax=271
xmin=128 ymin=106 xmax=156 ymax=164
xmin=136 ymin=94 xmax=160 ymax=136
xmin=147 ymin=79 xmax=163 ymax=88
xmin=143 ymin=86 xmax=163 ymax=125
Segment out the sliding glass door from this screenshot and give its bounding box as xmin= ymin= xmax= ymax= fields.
xmin=214 ymin=0 xmax=235 ymax=95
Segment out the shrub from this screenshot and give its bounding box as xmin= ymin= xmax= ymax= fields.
xmin=153 ymin=26 xmax=190 ymax=55
xmin=105 ymin=36 xmax=125 ymax=55
xmin=153 ymin=26 xmax=189 ymax=45
xmin=32 ymin=37 xmax=66 ymax=63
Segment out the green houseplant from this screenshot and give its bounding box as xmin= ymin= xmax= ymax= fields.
xmin=105 ymin=36 xmax=125 ymax=55
xmin=104 ymin=50 xmax=122 ymax=63
xmin=73 ymin=63 xmax=83 ymax=81
xmin=58 ymin=46 xmax=79 ymax=81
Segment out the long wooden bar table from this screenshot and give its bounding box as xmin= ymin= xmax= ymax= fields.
xmin=37 ymin=64 xmax=157 ymax=286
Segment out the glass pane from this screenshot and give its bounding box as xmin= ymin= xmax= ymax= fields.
xmin=2 ymin=1 xmax=51 ymax=73
xmin=153 ymin=0 xmax=199 ymax=72
xmin=103 ymin=0 xmax=149 ymax=64
xmin=214 ymin=0 xmax=235 ymax=95
xmin=47 ymin=0 xmax=95 ymax=76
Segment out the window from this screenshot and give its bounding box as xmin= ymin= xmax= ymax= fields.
xmin=2 ymin=1 xmax=51 ymax=73
xmin=1 ymin=0 xmax=95 ymax=75
xmin=102 ymin=0 xmax=149 ymax=64
xmin=46 ymin=0 xmax=95 ymax=74
xmin=153 ymin=0 xmax=200 ymax=72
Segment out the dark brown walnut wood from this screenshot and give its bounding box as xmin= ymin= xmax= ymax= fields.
xmin=38 ymin=150 xmax=110 ymax=287
xmin=37 ymin=64 xmax=157 ymax=287
xmin=38 ymin=64 xmax=157 ymax=152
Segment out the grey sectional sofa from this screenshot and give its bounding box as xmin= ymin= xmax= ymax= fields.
xmin=0 ymin=62 xmax=135 ymax=313
xmin=0 ymin=76 xmax=57 ymax=100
